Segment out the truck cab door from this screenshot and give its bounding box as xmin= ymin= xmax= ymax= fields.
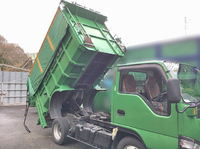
xmin=111 ymin=63 xmax=178 ymax=148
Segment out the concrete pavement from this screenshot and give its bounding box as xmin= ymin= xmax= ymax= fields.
xmin=0 ymin=105 xmax=94 ymax=149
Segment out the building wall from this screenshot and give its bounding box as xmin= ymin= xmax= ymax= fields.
xmin=0 ymin=71 xmax=28 ymax=105
xmin=121 ymin=36 xmax=200 ymax=69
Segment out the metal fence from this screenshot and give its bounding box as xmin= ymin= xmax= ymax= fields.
xmin=0 ymin=71 xmax=29 ymax=105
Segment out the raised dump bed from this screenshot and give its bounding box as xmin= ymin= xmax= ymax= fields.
xmin=27 ymin=1 xmax=124 ymax=128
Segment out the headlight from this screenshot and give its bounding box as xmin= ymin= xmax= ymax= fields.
xmin=180 ymin=136 xmax=200 ymax=149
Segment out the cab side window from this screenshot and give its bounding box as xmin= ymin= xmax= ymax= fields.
xmin=130 ymin=72 xmax=146 ymax=85
xmin=121 ymin=73 xmax=138 ymax=93
xmin=120 ymin=71 xmax=147 ymax=95
xmin=120 ymin=69 xmax=168 ymax=116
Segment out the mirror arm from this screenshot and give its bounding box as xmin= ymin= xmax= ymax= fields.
xmin=175 ymin=103 xmax=196 ymax=113
xmin=181 ymin=97 xmax=191 ymax=105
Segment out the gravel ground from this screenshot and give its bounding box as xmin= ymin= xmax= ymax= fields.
xmin=0 ymin=105 xmax=94 ymax=149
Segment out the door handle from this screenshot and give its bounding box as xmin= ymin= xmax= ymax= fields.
xmin=117 ymin=109 xmax=125 ymax=116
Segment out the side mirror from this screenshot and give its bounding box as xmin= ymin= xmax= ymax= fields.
xmin=167 ymin=78 xmax=181 ymax=103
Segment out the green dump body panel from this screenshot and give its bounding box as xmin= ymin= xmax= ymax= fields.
xmin=27 ymin=1 xmax=124 ymax=127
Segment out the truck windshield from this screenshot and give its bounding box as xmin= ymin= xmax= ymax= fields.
xmin=164 ymin=62 xmax=200 ymax=103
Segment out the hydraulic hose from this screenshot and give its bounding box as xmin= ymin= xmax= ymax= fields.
xmin=23 ymin=100 xmax=31 ymax=133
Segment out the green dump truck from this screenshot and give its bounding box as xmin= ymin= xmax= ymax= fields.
xmin=25 ymin=1 xmax=200 ymax=149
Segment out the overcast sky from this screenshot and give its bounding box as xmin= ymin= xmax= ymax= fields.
xmin=0 ymin=0 xmax=200 ymax=53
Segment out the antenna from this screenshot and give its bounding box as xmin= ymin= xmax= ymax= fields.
xmin=185 ymin=17 xmax=187 ymax=35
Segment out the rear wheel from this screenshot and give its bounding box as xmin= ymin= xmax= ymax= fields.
xmin=117 ymin=137 xmax=146 ymax=149
xmin=52 ymin=118 xmax=70 ymax=145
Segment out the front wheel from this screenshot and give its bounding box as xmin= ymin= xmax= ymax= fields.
xmin=117 ymin=137 xmax=146 ymax=149
xmin=52 ymin=118 xmax=70 ymax=145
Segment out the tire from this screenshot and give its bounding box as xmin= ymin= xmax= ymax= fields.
xmin=117 ymin=137 xmax=146 ymax=149
xmin=52 ymin=118 xmax=70 ymax=145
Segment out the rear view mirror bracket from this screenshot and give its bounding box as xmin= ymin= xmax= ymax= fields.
xmin=175 ymin=102 xmax=196 ymax=113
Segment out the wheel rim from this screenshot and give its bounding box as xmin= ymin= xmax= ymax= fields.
xmin=54 ymin=123 xmax=62 ymax=140
xmin=124 ymin=145 xmax=138 ymax=149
